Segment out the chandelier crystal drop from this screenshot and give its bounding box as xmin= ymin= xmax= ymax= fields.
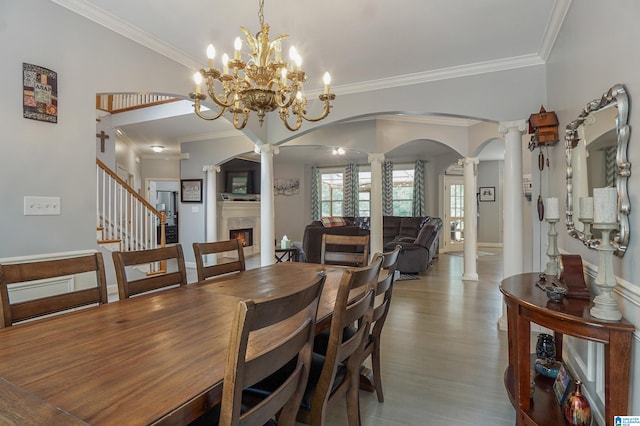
xmin=188 ymin=0 xmax=335 ymax=131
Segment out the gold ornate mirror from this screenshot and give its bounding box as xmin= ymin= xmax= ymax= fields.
xmin=565 ymin=84 xmax=630 ymax=256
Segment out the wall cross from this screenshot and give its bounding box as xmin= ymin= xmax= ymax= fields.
xmin=96 ymin=130 xmax=110 ymax=153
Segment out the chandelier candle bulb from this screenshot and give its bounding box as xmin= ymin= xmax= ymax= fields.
xmin=206 ymin=44 xmax=215 ymax=68
xmin=222 ymin=54 xmax=229 ymax=75
xmin=234 ymin=37 xmax=242 ymax=60
xmin=545 ymin=198 xmax=560 ymax=220
xmin=594 ymin=187 xmax=617 ymax=224
xmin=193 ymin=72 xmax=202 ymax=94
xmin=323 ymin=72 xmax=331 ymax=94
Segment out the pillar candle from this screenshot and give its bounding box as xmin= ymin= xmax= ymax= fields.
xmin=545 ymin=197 xmax=559 ymax=220
xmin=594 ymin=187 xmax=617 ymax=224
xmin=579 ymin=197 xmax=593 ymax=220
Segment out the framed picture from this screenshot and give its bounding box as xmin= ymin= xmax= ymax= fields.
xmin=225 ymin=171 xmax=251 ymax=194
xmin=23 ymin=63 xmax=58 ymax=123
xmin=181 ymin=179 xmax=203 ymax=203
xmin=479 ymin=186 xmax=495 ymax=202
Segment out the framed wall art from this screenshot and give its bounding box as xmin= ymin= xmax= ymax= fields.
xmin=23 ymin=63 xmax=58 ymax=123
xmin=479 ymin=186 xmax=495 ymax=202
xmin=181 ymin=179 xmax=203 ymax=203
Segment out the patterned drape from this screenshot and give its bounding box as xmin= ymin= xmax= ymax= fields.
xmin=412 ymin=160 xmax=425 ymax=216
xmin=311 ymin=166 xmax=321 ymax=220
xmin=605 ymin=146 xmax=617 ymax=187
xmin=343 ymin=163 xmax=359 ymax=217
xmin=382 ymin=161 xmax=394 ymax=216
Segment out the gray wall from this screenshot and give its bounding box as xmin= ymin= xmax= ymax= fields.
xmin=0 ymin=0 xmax=193 ymax=258
xmin=546 ymin=0 xmax=640 ymax=417
xmin=477 ymin=160 xmax=503 ymax=244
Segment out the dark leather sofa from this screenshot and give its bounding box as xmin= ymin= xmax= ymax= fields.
xmin=301 ymin=216 xmax=442 ymax=273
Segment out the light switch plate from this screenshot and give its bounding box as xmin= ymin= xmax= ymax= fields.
xmin=24 ymin=196 xmax=61 ymax=215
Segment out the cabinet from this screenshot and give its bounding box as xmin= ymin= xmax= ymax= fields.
xmin=500 ymin=273 xmax=634 ymax=426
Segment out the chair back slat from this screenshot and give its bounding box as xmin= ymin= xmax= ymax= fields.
xmin=0 ymin=253 xmax=108 ymax=327
xmin=112 ymin=245 xmax=187 ymax=299
xmin=320 ymin=234 xmax=369 ymax=267
xmin=193 ymin=239 xmax=246 ymax=282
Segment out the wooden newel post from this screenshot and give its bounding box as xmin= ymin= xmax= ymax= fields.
xmin=159 ymin=212 xmax=167 ymax=271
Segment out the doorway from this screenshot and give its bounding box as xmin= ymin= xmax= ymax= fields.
xmin=147 ymin=179 xmax=180 ymax=244
xmin=443 ymin=175 xmax=465 ymax=252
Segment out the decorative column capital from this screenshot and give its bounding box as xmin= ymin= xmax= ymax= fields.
xmin=202 ymin=165 xmax=221 ymax=173
xmin=457 ymin=157 xmax=479 ymax=166
xmin=498 ymin=119 xmax=528 ymax=135
xmin=254 ymin=143 xmax=279 ymax=155
xmin=368 ymin=153 xmax=385 ymax=164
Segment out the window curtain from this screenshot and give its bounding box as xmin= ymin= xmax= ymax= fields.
xmin=412 ymin=160 xmax=426 ymax=216
xmin=382 ymin=161 xmax=394 ymax=216
xmin=343 ymin=163 xmax=359 ymax=217
xmin=311 ymin=166 xmax=321 ymax=220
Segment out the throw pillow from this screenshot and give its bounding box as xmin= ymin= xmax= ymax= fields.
xmin=320 ymin=217 xmax=347 ymax=227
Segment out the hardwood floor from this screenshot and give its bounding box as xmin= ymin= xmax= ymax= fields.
xmin=319 ymin=248 xmax=515 ymax=426
xmin=190 ymin=248 xmax=516 ymax=425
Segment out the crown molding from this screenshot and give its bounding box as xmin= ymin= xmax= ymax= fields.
xmin=51 ymin=0 xmax=202 ymax=70
xmin=334 ymin=54 xmax=545 ymax=96
xmin=54 ymin=0 xmax=567 ymax=97
xmin=538 ymin=0 xmax=573 ymax=61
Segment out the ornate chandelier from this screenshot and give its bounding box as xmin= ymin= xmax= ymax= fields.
xmin=189 ymin=0 xmax=335 ymax=131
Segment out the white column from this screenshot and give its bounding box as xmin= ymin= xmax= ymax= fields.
xmin=202 ymin=165 xmax=220 ymax=243
xmin=497 ymin=121 xmax=526 ymax=331
xmin=368 ymin=153 xmax=385 ymax=257
xmin=499 ymin=120 xmax=527 ymax=279
xmin=459 ymin=157 xmax=479 ymax=281
xmin=256 ymin=143 xmax=278 ymax=266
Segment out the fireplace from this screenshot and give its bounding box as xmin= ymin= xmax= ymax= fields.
xmin=230 ymin=228 xmax=253 ymax=247
xmin=218 ymin=200 xmax=261 ymax=256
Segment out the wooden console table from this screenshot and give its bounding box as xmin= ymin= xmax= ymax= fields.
xmin=500 ymin=273 xmax=634 ymax=426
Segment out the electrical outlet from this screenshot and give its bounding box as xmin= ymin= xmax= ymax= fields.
xmin=24 ymin=196 xmax=61 ymax=216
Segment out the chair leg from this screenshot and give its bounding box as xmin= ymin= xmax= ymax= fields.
xmin=346 ymin=369 xmax=362 ymax=426
xmin=371 ymin=343 xmax=384 ymax=402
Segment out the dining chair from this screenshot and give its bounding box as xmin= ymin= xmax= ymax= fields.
xmin=112 ymin=244 xmax=187 ymax=299
xmin=192 ymin=272 xmax=326 ymax=426
xmin=0 ymin=252 xmax=108 ymax=327
xmin=298 ymin=255 xmax=382 ymax=426
xmin=320 ymin=234 xmax=370 ymax=267
xmin=361 ymin=244 xmax=401 ymax=402
xmin=192 ymin=239 xmax=246 ymax=282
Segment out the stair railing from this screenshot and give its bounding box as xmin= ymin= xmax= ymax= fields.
xmin=96 ymin=159 xmax=166 ymax=257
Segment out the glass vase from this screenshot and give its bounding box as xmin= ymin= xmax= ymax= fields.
xmin=563 ymin=380 xmax=592 ymax=426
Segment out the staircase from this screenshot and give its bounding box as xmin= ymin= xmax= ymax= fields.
xmin=96 ymin=159 xmax=166 ymax=273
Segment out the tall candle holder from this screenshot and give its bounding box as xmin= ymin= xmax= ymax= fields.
xmin=544 ymin=217 xmax=560 ymax=277
xmin=590 ymin=223 xmax=622 ymax=320
xmin=579 ymin=217 xmax=593 ymax=240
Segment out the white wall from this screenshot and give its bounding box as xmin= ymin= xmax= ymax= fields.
xmin=546 ymin=0 xmax=640 ymax=420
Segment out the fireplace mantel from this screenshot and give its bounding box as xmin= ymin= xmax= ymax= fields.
xmin=217 ymin=201 xmax=261 ymax=256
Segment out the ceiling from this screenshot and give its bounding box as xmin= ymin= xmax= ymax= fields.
xmin=76 ymin=0 xmax=568 ymax=162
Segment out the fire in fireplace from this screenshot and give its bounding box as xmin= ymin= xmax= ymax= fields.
xmin=230 ymin=228 xmax=253 ymax=247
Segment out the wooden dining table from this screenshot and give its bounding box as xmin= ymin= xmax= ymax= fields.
xmin=0 ymin=262 xmax=347 ymax=425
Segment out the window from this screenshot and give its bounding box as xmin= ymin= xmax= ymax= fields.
xmin=391 ymin=168 xmax=414 ymax=216
xmin=319 ymin=165 xmax=417 ymax=217
xmin=358 ymin=171 xmax=371 ymax=217
xmin=321 ymin=172 xmax=343 ymax=216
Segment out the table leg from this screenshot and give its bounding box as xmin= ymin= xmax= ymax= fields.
xmin=604 ymin=331 xmax=632 ymax=425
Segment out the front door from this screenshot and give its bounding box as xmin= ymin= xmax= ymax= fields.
xmin=443 ymin=175 xmax=464 ymax=252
